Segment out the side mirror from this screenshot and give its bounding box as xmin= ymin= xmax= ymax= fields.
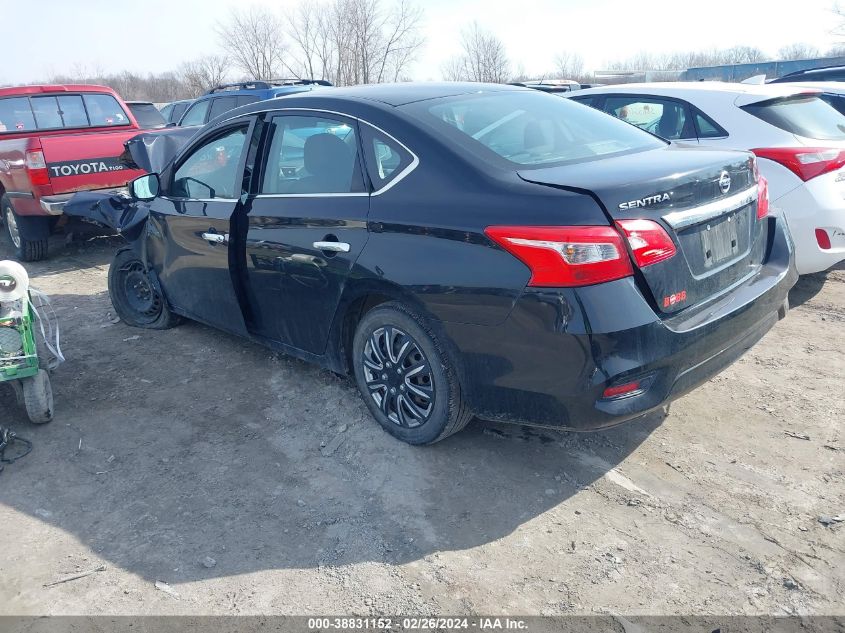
xmin=130 ymin=173 xmax=160 ymax=201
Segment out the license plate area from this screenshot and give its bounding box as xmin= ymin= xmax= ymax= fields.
xmin=675 ymin=205 xmax=752 ymax=275
xmin=700 ymin=211 xmax=741 ymax=268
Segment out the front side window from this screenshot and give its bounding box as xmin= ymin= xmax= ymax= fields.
xmin=181 ymin=100 xmax=210 ymax=127
xmin=82 ymin=94 xmax=129 ymax=126
xmin=412 ymin=91 xmax=664 ymax=168
xmin=261 ymin=115 xmax=363 ymax=194
xmin=0 ymin=97 xmax=36 ymax=133
xmin=604 ymin=96 xmax=693 ymax=140
xmin=743 ymin=95 xmax=845 ymax=140
xmin=172 ymin=126 xmax=248 ymax=199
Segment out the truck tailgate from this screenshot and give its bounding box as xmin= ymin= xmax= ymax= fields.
xmin=40 ymin=130 xmax=145 ymax=194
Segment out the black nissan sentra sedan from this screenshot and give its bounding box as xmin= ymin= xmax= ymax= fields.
xmin=79 ymin=83 xmax=797 ymax=444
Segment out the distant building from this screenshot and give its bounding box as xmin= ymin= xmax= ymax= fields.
xmin=593 ymin=70 xmax=684 ymax=84
xmin=682 ymin=56 xmax=845 ymax=82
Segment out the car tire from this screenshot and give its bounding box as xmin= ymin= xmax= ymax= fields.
xmin=352 ymin=301 xmax=472 ymax=445
xmin=22 ymin=369 xmax=53 ymax=424
xmin=108 ymin=247 xmax=181 ymax=330
xmin=2 ymin=196 xmax=49 ymax=262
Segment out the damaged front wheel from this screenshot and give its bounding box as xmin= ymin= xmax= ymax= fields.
xmin=108 ymin=248 xmax=180 ymax=330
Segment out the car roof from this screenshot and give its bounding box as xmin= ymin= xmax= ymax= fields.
xmin=571 ymin=81 xmax=822 ymax=106
xmin=0 ymin=84 xmax=120 ymax=98
xmin=298 ymin=82 xmax=523 ymax=106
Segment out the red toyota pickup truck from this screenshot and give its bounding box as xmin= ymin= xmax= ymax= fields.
xmin=0 ymin=84 xmax=149 ymax=260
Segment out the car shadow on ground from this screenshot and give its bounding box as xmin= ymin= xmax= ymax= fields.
xmin=0 ymin=288 xmax=665 ymax=584
xmin=788 ymin=272 xmax=829 ymax=308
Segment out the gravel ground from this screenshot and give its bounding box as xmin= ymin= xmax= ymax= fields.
xmin=0 ymin=230 xmax=842 ymax=617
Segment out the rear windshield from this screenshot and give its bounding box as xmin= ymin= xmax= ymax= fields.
xmin=742 ymin=95 xmax=845 ymax=141
xmin=0 ymin=93 xmax=131 ymax=134
xmin=407 ymin=91 xmax=664 ymax=168
xmin=128 ymin=103 xmax=166 ymax=129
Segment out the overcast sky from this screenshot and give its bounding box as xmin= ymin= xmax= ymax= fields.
xmin=1 ymin=0 xmax=842 ymax=84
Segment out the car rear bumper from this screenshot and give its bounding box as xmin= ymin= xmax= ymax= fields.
xmin=8 ymin=187 xmax=129 ymax=217
xmin=775 ymin=172 xmax=845 ymax=274
xmin=442 ymin=214 xmax=797 ymax=430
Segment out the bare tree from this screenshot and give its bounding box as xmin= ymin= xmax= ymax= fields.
xmin=554 ymin=51 xmax=585 ymax=79
xmin=216 ymin=7 xmax=289 ymax=80
xmin=442 ymin=22 xmax=510 ymax=83
xmin=284 ymin=0 xmax=424 ymax=86
xmin=778 ymin=42 xmax=821 ymax=60
xmin=179 ymin=55 xmax=230 ymax=96
xmin=285 ymin=0 xmax=333 ymax=80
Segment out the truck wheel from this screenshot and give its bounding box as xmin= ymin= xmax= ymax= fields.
xmin=23 ymin=369 xmax=53 ymax=424
xmin=108 ymin=247 xmax=181 ymax=330
xmin=2 ymin=196 xmax=49 ymax=262
xmin=352 ymin=301 xmax=473 ymax=445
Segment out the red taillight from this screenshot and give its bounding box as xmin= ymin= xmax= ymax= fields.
xmin=616 ymin=219 xmax=676 ymax=267
xmin=752 ymin=147 xmax=845 ymax=182
xmin=757 ymin=175 xmax=769 ymax=220
xmin=815 ymin=228 xmax=832 ymax=250
xmin=25 ymin=150 xmax=49 ymax=186
xmin=602 ymin=380 xmax=641 ymax=399
xmin=485 ymin=225 xmax=633 ymax=287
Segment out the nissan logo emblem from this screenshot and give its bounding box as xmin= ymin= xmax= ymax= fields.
xmin=718 ymin=171 xmax=731 ymax=194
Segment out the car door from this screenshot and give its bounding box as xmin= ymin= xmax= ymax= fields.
xmin=147 ymin=119 xmax=255 ymax=336
xmin=244 ymin=111 xmax=369 ymax=354
xmin=602 ymin=95 xmax=698 ymax=143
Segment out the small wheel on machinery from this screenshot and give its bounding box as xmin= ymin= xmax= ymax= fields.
xmin=22 ymin=369 xmax=53 ymax=424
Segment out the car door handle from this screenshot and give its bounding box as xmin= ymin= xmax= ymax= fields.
xmin=313 ymin=241 xmax=350 ymax=253
xmin=202 ymin=232 xmax=228 ymax=245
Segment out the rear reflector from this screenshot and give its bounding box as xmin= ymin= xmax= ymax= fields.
xmin=602 ymin=380 xmax=641 ymax=399
xmin=616 ymin=219 xmax=676 ymax=267
xmin=816 ymin=228 xmax=832 ymax=250
xmin=25 ymin=150 xmax=49 ymax=186
xmin=485 ymin=225 xmax=633 ymax=287
xmin=752 ymin=147 xmax=845 ymax=182
xmin=757 ymin=175 xmax=769 ymax=220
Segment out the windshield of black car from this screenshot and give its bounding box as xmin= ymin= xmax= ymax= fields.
xmin=742 ymin=94 xmax=845 ymax=140
xmin=410 ymin=91 xmax=665 ymax=167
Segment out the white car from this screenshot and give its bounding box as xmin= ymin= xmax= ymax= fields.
xmin=566 ymin=82 xmax=845 ymax=274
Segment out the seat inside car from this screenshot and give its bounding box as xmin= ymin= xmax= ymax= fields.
xmin=289 ymin=133 xmax=354 ymax=194
xmin=656 ymin=105 xmax=682 ymax=139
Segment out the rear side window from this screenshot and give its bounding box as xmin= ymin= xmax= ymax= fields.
xmin=361 ymin=128 xmax=414 ymax=190
xmin=236 ymin=95 xmax=259 ymax=108
xmin=31 ymin=97 xmax=64 ymax=129
xmin=694 ymin=110 xmax=727 ymax=138
xmin=570 ymin=95 xmax=597 ymax=108
xmin=209 ymin=96 xmax=237 ymax=120
xmin=0 ymin=97 xmax=36 ymax=132
xmin=604 ymin=96 xmax=694 ymax=140
xmin=260 ymin=114 xmax=364 ymax=195
xmin=742 ymin=95 xmax=845 ymax=141
xmin=181 ymin=100 xmax=209 ymax=126
xmin=414 ymin=91 xmax=664 ymax=168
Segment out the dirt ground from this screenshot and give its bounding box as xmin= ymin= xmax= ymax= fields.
xmin=0 ymin=228 xmax=842 ymax=617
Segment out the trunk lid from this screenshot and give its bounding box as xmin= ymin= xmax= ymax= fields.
xmin=519 ymin=146 xmax=764 ymax=315
xmin=39 ymin=129 xmax=146 ymax=194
